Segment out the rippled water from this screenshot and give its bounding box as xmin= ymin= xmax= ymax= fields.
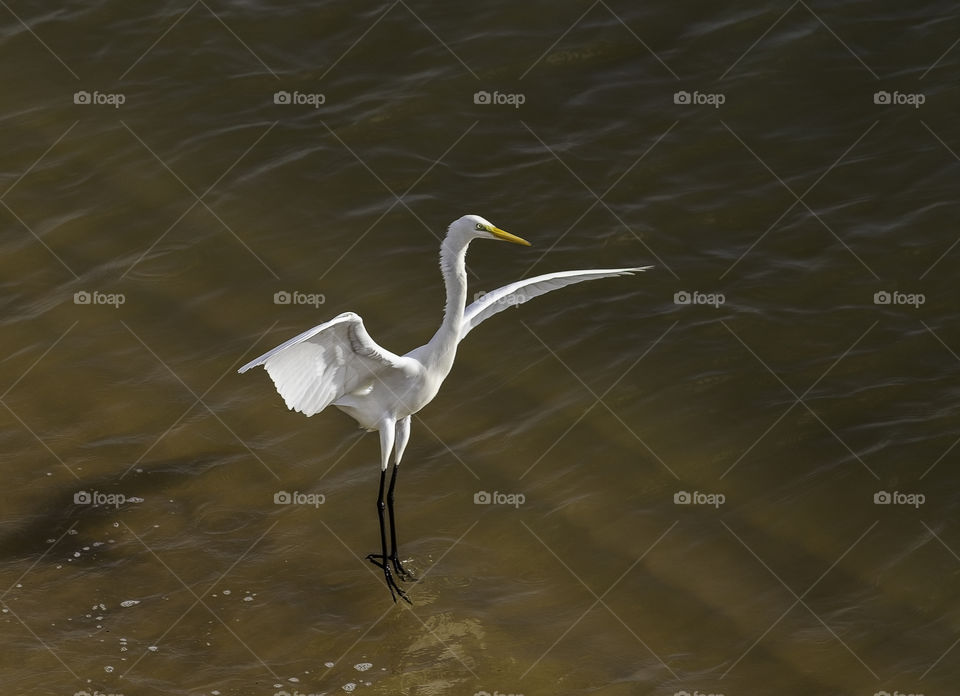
xmin=2 ymin=1 xmax=959 ymax=694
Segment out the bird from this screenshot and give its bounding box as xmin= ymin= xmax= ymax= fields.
xmin=238 ymin=214 xmax=651 ymax=602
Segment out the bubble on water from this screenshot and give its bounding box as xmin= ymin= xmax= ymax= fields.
xmin=147 ymin=646 xmax=158 ymax=652
xmin=222 ymin=589 xmax=231 ymax=595
xmin=354 ymin=663 xmax=372 ymax=672
xmin=243 ymin=596 xmax=253 ymax=602
xmin=120 ymin=600 xmax=140 ymax=608
xmin=288 ymin=677 xmax=299 ymax=683
xmin=342 ymin=683 xmax=356 ymax=692
xmin=46 ymin=538 xmax=56 ymax=544
xmin=324 ymin=661 xmax=335 ymax=668
xmin=73 ymin=552 xmax=80 ymax=558
xmin=104 ymin=666 xmax=114 ymax=673
xmin=93 ymin=542 xmax=104 ymax=547
xmin=68 ymin=529 xmax=79 ymax=535
xmin=127 ymin=496 xmax=144 ymax=503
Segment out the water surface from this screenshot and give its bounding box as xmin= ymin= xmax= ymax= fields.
xmin=1 ymin=1 xmax=959 ymax=694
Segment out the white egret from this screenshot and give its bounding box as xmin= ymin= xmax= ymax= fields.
xmin=239 ymin=214 xmax=650 ymax=602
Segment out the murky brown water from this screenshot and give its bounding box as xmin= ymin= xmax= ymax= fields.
xmin=2 ymin=1 xmax=959 ymax=694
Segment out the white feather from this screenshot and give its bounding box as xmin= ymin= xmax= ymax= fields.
xmin=459 ymin=266 xmax=652 ymax=340
xmin=238 ymin=312 xmax=406 ymax=417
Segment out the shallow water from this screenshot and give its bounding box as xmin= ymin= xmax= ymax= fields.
xmin=1 ymin=1 xmax=959 ymax=694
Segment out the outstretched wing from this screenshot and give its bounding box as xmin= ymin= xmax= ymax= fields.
xmin=460 ymin=266 xmax=652 ymax=341
xmin=238 ymin=312 xmax=406 ymax=416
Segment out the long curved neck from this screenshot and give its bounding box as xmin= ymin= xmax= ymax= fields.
xmin=422 ymin=234 xmax=469 ymax=373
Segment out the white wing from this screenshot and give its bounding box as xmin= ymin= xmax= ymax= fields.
xmin=238 ymin=312 xmax=406 ymax=417
xmin=460 ymin=266 xmax=652 ymax=341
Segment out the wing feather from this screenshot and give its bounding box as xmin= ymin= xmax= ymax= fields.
xmin=460 ymin=266 xmax=651 ymax=341
xmin=238 ymin=312 xmax=406 ymax=416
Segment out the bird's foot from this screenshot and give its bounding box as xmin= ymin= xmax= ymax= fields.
xmin=366 ymin=553 xmax=412 ymax=603
xmin=366 ymin=552 xmax=387 ymax=568
xmin=391 ymin=554 xmax=417 ymax=581
xmin=367 ymin=552 xmax=417 ymax=582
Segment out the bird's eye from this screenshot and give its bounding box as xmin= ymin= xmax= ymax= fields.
xmin=475 ymin=223 xmax=485 ymax=231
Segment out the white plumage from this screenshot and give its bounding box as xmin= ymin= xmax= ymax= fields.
xmin=239 ymin=312 xmax=409 ymax=418
xmin=239 ymin=214 xmax=650 ymax=602
xmin=459 ymin=267 xmax=648 ymax=340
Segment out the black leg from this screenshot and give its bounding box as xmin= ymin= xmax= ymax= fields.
xmin=366 ymin=467 xmax=409 ymax=603
xmin=386 ymin=463 xmax=416 ymax=581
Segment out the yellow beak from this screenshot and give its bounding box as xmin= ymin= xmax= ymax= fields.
xmin=490 ymin=226 xmax=531 ymax=246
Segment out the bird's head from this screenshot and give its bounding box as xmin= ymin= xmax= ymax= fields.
xmin=449 ymin=214 xmax=531 ymax=246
